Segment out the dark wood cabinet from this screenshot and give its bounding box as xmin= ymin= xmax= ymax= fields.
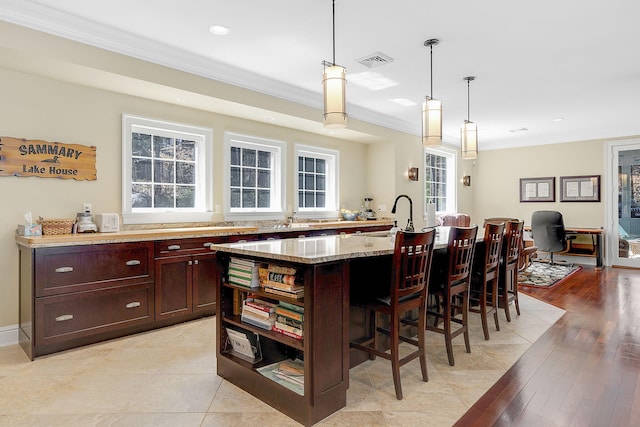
xmin=19 ymin=242 xmax=155 ymax=359
xmin=154 ymin=238 xmax=222 ymax=321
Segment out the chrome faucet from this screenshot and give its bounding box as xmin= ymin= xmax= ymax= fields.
xmin=391 ymin=194 xmax=414 ymax=232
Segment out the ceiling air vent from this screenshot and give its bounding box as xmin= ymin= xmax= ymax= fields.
xmin=357 ymin=52 xmax=394 ymax=68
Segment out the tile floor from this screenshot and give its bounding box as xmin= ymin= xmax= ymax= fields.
xmin=0 ymin=294 xmax=564 ymax=427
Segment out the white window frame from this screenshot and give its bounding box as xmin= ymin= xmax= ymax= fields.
xmin=122 ymin=114 xmax=213 ymax=225
xmin=294 ymin=144 xmax=339 ymax=219
xmin=223 ymin=132 xmax=286 ymax=221
xmin=423 ymin=146 xmax=457 ymax=218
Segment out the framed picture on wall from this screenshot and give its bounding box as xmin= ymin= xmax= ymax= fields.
xmin=519 ymin=177 xmax=555 ymax=202
xmin=560 ymin=175 xmax=601 ymax=202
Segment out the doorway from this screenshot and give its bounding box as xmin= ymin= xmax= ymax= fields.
xmin=608 ymin=139 xmax=640 ymax=268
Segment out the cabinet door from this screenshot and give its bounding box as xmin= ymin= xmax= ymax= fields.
xmin=192 ymin=253 xmax=217 ymax=313
xmin=155 ymin=255 xmax=193 ymax=319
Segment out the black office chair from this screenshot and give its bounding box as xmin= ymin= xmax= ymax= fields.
xmin=530 ymin=210 xmax=575 ymax=265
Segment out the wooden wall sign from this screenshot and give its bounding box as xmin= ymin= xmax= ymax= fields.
xmin=0 ymin=137 xmax=96 ymax=180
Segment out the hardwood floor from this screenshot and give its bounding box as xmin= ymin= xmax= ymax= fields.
xmin=456 ymin=266 xmax=640 ymax=426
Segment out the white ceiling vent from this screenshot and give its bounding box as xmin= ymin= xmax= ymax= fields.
xmin=357 ymin=52 xmax=394 ymax=68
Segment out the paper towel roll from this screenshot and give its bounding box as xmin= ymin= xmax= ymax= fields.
xmin=426 ymin=203 xmax=436 ymax=228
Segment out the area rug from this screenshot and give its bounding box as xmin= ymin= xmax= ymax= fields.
xmin=518 ymin=261 xmax=582 ymax=288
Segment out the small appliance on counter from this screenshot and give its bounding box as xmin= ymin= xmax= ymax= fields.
xmin=75 ymin=212 xmax=98 ymax=233
xmin=361 ymin=197 xmax=376 ymax=220
xmin=94 ymin=213 xmax=120 ymax=233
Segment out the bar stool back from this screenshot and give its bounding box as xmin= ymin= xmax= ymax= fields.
xmin=349 ymin=229 xmax=435 ymax=400
xmin=499 ymin=220 xmax=524 ymax=322
xmin=427 ymin=225 xmax=478 ymax=366
xmin=470 ymin=222 xmax=505 ymax=340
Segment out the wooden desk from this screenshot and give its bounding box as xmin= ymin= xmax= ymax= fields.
xmin=525 ymin=226 xmax=604 ymax=270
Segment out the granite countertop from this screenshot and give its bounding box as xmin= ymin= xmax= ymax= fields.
xmin=211 ymin=228 xmax=451 ymax=265
xmin=15 ymin=220 xmax=393 ymax=248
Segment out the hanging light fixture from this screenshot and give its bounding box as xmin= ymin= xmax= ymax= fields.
xmin=422 ymin=39 xmax=442 ymax=146
xmin=322 ymin=0 xmax=347 ymax=128
xmin=461 ymin=76 xmax=478 ymax=159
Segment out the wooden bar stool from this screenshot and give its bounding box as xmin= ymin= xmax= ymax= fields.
xmin=349 ymin=229 xmax=435 ymax=400
xmin=499 ymin=220 xmax=524 ymax=322
xmin=427 ymin=225 xmax=478 ymax=366
xmin=469 ymin=222 xmax=505 ymax=340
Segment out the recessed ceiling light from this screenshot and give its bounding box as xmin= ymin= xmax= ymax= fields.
xmin=389 ymin=98 xmax=417 ymax=107
xmin=209 ymin=25 xmax=230 ymax=36
xmin=552 ymin=117 xmax=564 ymax=122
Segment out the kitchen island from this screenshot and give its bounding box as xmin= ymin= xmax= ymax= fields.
xmin=211 ymin=230 xmax=450 ymax=426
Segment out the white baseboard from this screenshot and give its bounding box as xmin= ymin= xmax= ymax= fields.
xmin=0 ymin=324 xmax=19 ymax=347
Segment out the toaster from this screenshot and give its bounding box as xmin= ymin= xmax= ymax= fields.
xmin=95 ymin=213 xmax=120 ymax=233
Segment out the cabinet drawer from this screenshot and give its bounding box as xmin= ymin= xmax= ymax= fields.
xmin=155 ymin=237 xmax=223 ymax=257
xmin=35 ymin=283 xmax=154 ymax=346
xmin=35 ymin=242 xmax=153 ymax=297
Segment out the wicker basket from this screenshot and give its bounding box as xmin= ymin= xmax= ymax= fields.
xmin=37 ymin=218 xmax=75 ymax=235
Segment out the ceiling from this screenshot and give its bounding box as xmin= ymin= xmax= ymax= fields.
xmin=1 ymin=0 xmax=639 ymax=149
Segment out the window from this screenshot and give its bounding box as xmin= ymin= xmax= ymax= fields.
xmin=224 ymin=132 xmax=285 ymax=220
xmin=424 ymin=147 xmax=456 ymax=214
xmin=122 ymin=115 xmax=213 ymax=224
xmin=295 ymin=145 xmax=339 ymax=218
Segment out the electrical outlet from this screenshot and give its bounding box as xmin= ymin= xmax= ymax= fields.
xmin=82 ymin=203 xmax=92 ymax=213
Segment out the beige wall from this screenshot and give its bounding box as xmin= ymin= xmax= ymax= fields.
xmin=0 ymin=68 xmax=374 ymax=330
xmin=472 ymin=140 xmax=606 ymax=227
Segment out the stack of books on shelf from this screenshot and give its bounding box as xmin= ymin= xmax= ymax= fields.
xmin=228 ymin=257 xmax=262 ymax=288
xmin=256 ymin=358 xmax=304 ymax=396
xmin=273 ymin=301 xmax=304 ymax=340
xmin=240 ymin=296 xmax=276 ymax=330
xmin=259 ymin=264 xmax=304 ymax=299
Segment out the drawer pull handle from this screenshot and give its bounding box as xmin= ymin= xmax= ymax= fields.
xmin=168 ymin=244 xmax=181 ymax=250
xmin=194 ymin=260 xmax=199 ymax=265
xmin=203 ymin=242 xmax=213 ymax=247
xmin=55 ymin=314 xmax=73 ymax=322
xmin=125 ymin=301 xmax=141 ymax=309
xmin=126 ymin=260 xmax=141 ymax=266
xmin=54 ymin=267 xmax=73 ymax=273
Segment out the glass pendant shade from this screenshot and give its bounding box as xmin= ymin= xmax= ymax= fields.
xmin=323 ymin=64 xmax=347 ymax=128
xmin=422 ymin=97 xmax=442 ymax=146
xmin=461 ymin=120 xmax=478 ymax=159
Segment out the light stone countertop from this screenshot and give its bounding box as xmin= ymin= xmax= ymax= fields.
xmin=211 ymin=228 xmax=452 ymax=265
xmin=15 ymin=220 xmax=393 ymax=249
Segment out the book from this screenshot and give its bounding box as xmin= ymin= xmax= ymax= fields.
xmin=279 ymin=301 xmax=304 ymax=314
xmin=274 ymin=323 xmax=303 ymax=340
xmin=276 ymin=314 xmax=303 ymax=330
xmin=230 ymin=257 xmax=258 ymax=268
xmin=225 ymin=327 xmax=261 ymax=362
xmin=256 ymin=359 xmax=304 ymax=396
xmin=229 ymin=275 xmax=259 ymax=288
xmin=263 ymin=286 xmax=304 ymax=299
xmin=261 ymin=279 xmax=304 ymax=292
xmin=267 ymin=271 xmax=297 ymax=285
xmin=267 ymin=264 xmax=297 ymax=276
xmin=241 ymin=312 xmax=275 ymax=330
xmin=244 ymin=298 xmax=277 ymax=313
xmin=242 ymin=304 xmax=273 ymax=320
xmin=275 ymin=306 xmax=304 ymax=323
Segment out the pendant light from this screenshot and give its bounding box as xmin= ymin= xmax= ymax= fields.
xmin=461 ymin=76 xmax=478 ymax=159
xmin=422 ymin=39 xmax=442 ymax=146
xmin=322 ymin=0 xmax=347 ymax=128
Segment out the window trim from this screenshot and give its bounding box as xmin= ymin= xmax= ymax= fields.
xmin=294 ymin=144 xmax=340 ymax=219
xmin=121 ymin=114 xmax=213 ymax=225
xmin=223 ymin=132 xmax=286 ymax=221
xmin=423 ymin=146 xmax=457 ymax=218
